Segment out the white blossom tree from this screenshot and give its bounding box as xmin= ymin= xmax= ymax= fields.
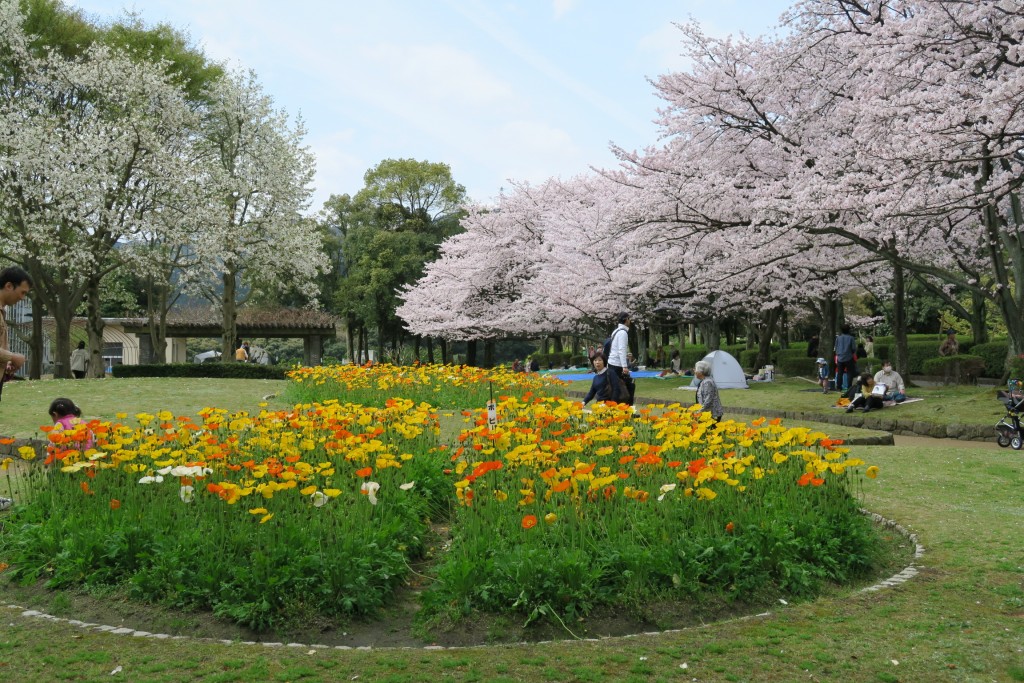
xmin=0 ymin=0 xmax=197 ymax=376
xmin=190 ymin=69 xmax=329 ymax=359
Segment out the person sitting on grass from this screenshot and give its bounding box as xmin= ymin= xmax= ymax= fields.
xmin=659 ymin=350 xmax=682 ymax=377
xmin=845 ymin=374 xmax=884 ymax=414
xmin=873 ymin=361 xmax=907 ymax=402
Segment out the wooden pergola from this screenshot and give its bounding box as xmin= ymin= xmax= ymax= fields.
xmin=120 ymin=308 xmax=339 ymax=366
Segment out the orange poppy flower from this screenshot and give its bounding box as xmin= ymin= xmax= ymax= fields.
xmin=110 ymin=499 xmax=121 ymax=510
xmin=521 ymin=515 xmax=538 ymax=529
xmin=551 ymin=480 xmax=572 ymax=493
xmin=355 ymin=467 xmax=373 ymax=477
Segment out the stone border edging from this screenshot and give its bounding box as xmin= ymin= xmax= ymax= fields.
xmin=0 ymin=511 xmax=925 ymax=651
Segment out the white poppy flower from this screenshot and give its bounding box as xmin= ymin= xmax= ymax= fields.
xmin=360 ymin=481 xmax=380 ymax=505
xmin=179 ymin=485 xmax=195 ymax=503
xmin=399 ymin=482 xmax=415 ymax=491
xmin=138 ymin=475 xmax=164 ymax=484
xmin=310 ymin=491 xmax=328 ymax=507
xmin=157 ymin=466 xmax=173 ymax=475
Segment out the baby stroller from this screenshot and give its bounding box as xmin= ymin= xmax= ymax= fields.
xmin=995 ymin=379 xmax=1024 ymax=449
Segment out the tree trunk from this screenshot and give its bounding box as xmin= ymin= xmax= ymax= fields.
xmin=891 ymin=263 xmax=910 ymax=378
xmin=221 ymin=270 xmax=238 ymax=361
xmin=483 ymin=339 xmax=495 ymax=368
xmin=427 ymin=337 xmax=435 ymax=364
xmin=552 ymin=335 xmax=563 ymax=353
xmin=345 ymin=317 xmax=356 ymax=364
xmin=145 ymin=277 xmax=168 ymax=364
xmin=84 ymin=277 xmax=106 ymax=378
xmin=754 ymin=308 xmax=782 ymax=370
xmin=699 ymin=321 xmax=721 ymax=351
xmin=466 ymin=340 xmax=478 ymax=367
xmin=29 ymin=293 xmax=43 ymax=380
xmin=970 ymin=291 xmax=988 ymax=345
xmin=820 ymin=296 xmax=840 ymax=372
xmin=413 ymin=336 xmax=421 ymax=363
xmin=439 ymin=338 xmax=448 ymax=364
xmin=779 ymin=310 xmax=789 ymax=349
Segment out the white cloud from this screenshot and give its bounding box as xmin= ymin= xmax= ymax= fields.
xmin=360 ymin=42 xmax=516 ymax=109
xmin=552 ymin=0 xmax=578 ymax=19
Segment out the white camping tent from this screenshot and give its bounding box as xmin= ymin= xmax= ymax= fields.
xmin=678 ymin=350 xmax=749 ymax=390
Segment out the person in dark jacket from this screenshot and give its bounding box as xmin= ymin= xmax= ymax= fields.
xmin=833 ymin=325 xmax=857 ymax=392
xmin=581 ymin=353 xmax=625 ymax=406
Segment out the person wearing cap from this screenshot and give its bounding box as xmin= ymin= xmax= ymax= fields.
xmin=606 ymin=312 xmax=635 ymax=407
xmin=873 ymin=360 xmax=906 ymax=402
xmin=938 ymin=329 xmax=959 ymax=357
xmin=815 ymin=357 xmax=831 ymax=394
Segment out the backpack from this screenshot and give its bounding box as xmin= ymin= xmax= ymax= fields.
xmin=603 ymin=328 xmax=624 ymax=364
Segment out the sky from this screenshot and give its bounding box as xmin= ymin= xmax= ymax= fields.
xmin=67 ymin=0 xmax=794 ymax=211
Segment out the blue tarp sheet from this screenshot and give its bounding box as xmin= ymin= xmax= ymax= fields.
xmin=548 ymin=370 xmax=663 ymax=382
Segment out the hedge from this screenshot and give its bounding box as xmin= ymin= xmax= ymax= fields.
xmin=921 ymin=355 xmax=986 ymax=384
xmin=969 ymin=341 xmax=1009 ymax=378
xmin=112 ymin=363 xmax=289 ymax=380
xmin=778 ymin=356 xmax=818 ymax=377
xmin=680 ymin=346 xmax=709 ymax=370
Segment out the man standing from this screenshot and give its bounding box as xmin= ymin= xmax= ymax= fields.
xmin=833 ymin=324 xmax=856 ymax=393
xmin=606 ymin=312 xmax=635 ymax=407
xmin=0 ymin=266 xmax=31 ymax=378
xmin=939 ymin=330 xmax=959 ymax=357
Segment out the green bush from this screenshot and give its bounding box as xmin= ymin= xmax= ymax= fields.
xmin=777 ymin=355 xmax=817 ymax=377
xmin=739 ymin=345 xmax=780 ymax=371
xmin=569 ymin=355 xmax=589 ymax=367
xmin=680 ymin=346 xmax=709 ymax=370
xmin=921 ymin=355 xmax=986 ymax=384
xmin=969 ymin=341 xmax=1009 ymax=377
xmin=739 ymin=349 xmax=759 ymax=370
xmin=112 ymin=363 xmax=288 ymax=380
xmin=906 ymin=341 xmax=944 ymax=374
xmin=1009 ymin=354 xmax=1024 ymax=380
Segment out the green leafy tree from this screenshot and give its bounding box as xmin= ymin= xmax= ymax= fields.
xmin=324 ymin=159 xmax=465 ymax=363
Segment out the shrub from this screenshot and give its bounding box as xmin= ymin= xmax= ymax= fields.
xmin=680 ymin=346 xmax=708 ymax=370
xmin=921 ymin=355 xmax=986 ymax=384
xmin=739 ymin=345 xmax=780 ymax=371
xmin=906 ymin=341 xmax=943 ymax=374
xmin=112 ymin=363 xmax=288 ymax=380
xmin=1009 ymin=354 xmax=1024 ymax=380
xmin=776 ymin=355 xmax=817 ymax=377
xmin=969 ymin=341 xmax=1009 ymax=378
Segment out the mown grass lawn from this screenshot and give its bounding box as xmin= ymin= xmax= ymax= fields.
xmin=2 ymin=375 xmax=1022 ymax=682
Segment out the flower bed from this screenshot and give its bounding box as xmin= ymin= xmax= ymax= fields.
xmin=0 ymin=399 xmax=447 ymax=630
xmin=424 ymin=398 xmax=882 ymax=623
xmin=0 ymin=365 xmax=883 ymax=632
xmin=285 ymin=363 xmax=566 ymax=408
